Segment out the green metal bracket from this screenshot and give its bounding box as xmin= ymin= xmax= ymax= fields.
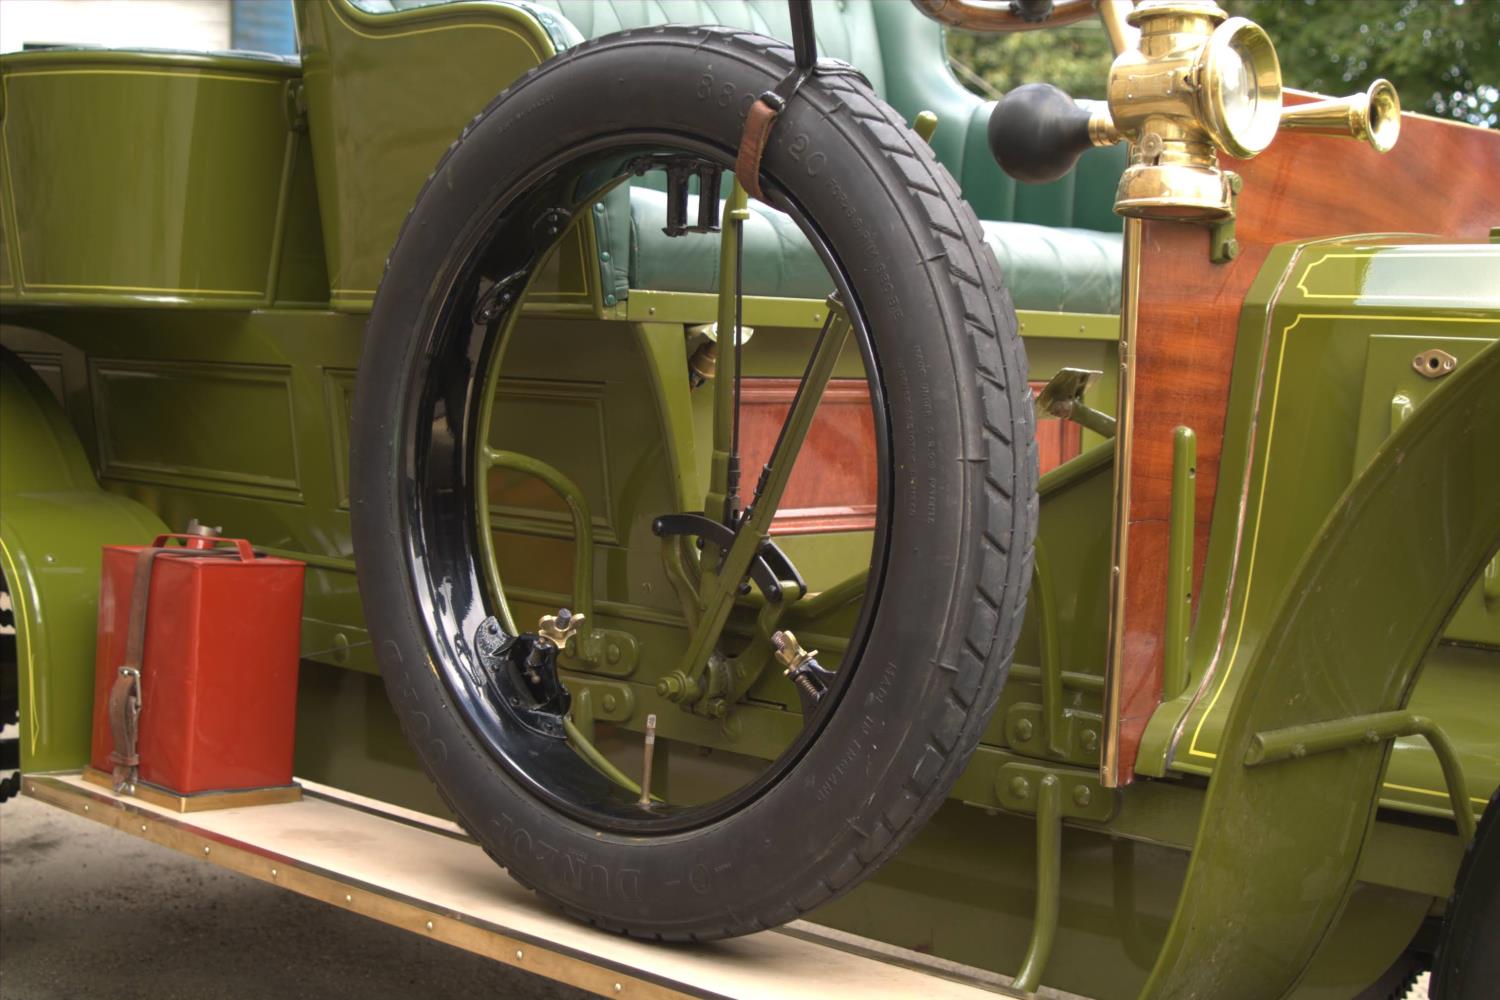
xmin=1031 ymin=542 xmax=1067 ymax=757
xmin=1006 ymin=702 xmax=1102 ymax=767
xmin=562 ymin=679 xmax=644 ymax=796
xmin=1208 ymin=172 xmax=1243 ymax=264
xmin=1035 ymin=367 xmax=1117 ymax=438
xmin=563 ymin=627 xmax=639 ymax=678
xmin=1161 ymin=426 xmax=1196 ymax=699
xmin=994 ymin=761 xmax=1117 ymax=824
xmin=1246 ymin=710 xmax=1476 ymax=843
xmin=562 ymin=677 xmax=637 ymax=724
xmin=701 ymin=181 xmax=751 ymax=540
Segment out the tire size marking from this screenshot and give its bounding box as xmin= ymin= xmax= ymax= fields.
xmin=492 ymin=813 xmax=642 ymax=903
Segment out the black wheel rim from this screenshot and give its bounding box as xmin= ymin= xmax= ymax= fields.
xmin=398 ymin=133 xmax=893 ymax=834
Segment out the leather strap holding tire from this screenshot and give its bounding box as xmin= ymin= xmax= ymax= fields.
xmin=733 ymin=0 xmax=818 ymax=201
xmin=734 ymin=97 xmax=781 ymax=201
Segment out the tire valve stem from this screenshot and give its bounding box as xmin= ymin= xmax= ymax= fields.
xmin=772 ymin=630 xmax=826 ymax=704
xmin=638 ymin=714 xmax=658 ymax=807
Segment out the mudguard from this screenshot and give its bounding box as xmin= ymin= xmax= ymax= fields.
xmin=1140 ymin=338 xmax=1500 ymax=999
xmin=0 ymin=348 xmax=165 ymax=772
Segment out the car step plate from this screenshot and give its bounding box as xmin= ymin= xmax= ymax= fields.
xmin=23 ymin=772 xmax=1029 ymax=1000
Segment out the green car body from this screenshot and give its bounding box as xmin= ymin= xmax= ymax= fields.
xmin=1 ymin=2 xmax=1495 ymax=997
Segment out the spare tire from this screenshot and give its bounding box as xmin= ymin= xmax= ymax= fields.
xmin=350 ymin=25 xmax=1036 ymax=940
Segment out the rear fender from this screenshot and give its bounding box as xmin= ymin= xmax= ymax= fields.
xmin=0 ymin=348 xmax=165 ymax=771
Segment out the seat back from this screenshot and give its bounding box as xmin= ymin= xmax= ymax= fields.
xmin=301 ymin=0 xmax=1124 ymax=311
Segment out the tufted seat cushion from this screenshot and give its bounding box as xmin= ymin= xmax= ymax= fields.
xmin=352 ymin=0 xmax=1124 ymax=313
xmin=628 ymin=187 xmax=1122 ymax=314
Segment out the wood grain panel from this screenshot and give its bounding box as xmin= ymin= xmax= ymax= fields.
xmin=740 ymin=379 xmax=1081 ymax=535
xmin=1113 ymin=103 xmax=1500 ymax=779
xmin=741 ymin=378 xmax=877 ymax=535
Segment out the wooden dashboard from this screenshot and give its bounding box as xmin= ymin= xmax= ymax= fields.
xmin=1111 ymin=101 xmax=1500 ymax=780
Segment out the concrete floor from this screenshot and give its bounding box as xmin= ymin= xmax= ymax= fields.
xmin=0 ymin=791 xmax=591 ymax=1000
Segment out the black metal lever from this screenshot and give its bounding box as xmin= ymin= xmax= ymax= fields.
xmin=988 ymin=83 xmax=1096 ymax=185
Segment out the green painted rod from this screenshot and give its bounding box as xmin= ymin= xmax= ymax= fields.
xmin=1032 ymin=543 xmax=1067 ymax=757
xmin=563 ymin=715 xmax=650 ymax=799
xmin=1069 ymin=403 xmax=1118 ymax=439
xmin=785 ymin=569 xmax=867 ymax=622
xmin=1245 ymin=710 xmax=1476 ymax=843
xmin=1162 ymin=426 xmax=1195 ymax=700
xmin=674 ymin=300 xmax=852 ymax=691
xmin=484 ymin=448 xmax=593 ymax=624
xmin=705 ymin=181 xmax=751 ymax=530
xmin=1012 ymin=773 xmax=1063 ymax=993
xmin=1009 ymin=663 xmax=1105 ymax=694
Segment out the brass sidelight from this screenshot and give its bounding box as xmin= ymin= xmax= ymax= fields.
xmin=975 ymin=0 xmax=1400 ymax=223
xmin=1104 ymin=1 xmax=1282 ymax=220
xmin=1280 ymin=78 xmax=1402 ymax=153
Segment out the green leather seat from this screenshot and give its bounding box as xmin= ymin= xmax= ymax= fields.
xmin=359 ymin=0 xmax=1126 ymax=313
xmin=628 ymin=188 xmax=1122 ymax=313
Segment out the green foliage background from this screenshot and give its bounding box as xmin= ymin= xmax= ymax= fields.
xmin=946 ymin=0 xmax=1500 ymax=127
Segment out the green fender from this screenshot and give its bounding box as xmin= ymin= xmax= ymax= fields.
xmin=0 ymin=348 xmax=166 ymax=772
xmin=1140 ymin=339 xmax=1500 ymax=1000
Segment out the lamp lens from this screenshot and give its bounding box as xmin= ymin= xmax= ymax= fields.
xmin=1205 ymin=19 xmax=1282 ymax=156
xmin=1220 ymin=44 xmax=1258 ymax=138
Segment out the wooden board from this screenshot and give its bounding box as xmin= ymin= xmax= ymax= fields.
xmin=1112 ymin=104 xmax=1500 ymax=778
xmin=23 ymin=772 xmax=1029 ymax=1000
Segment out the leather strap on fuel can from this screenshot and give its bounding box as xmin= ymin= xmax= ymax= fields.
xmin=108 ymin=537 xmax=252 ymax=794
xmin=107 ymin=668 xmax=142 ymax=793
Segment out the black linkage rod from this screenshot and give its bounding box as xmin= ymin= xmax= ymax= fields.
xmin=788 ymin=0 xmax=817 ymax=70
xmin=725 ymin=216 xmax=746 ymax=526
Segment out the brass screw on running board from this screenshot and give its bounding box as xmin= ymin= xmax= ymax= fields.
xmin=638 ymin=714 xmax=657 ymax=807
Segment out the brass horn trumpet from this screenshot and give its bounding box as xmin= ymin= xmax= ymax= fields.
xmin=1279 ymin=79 xmax=1402 ymax=153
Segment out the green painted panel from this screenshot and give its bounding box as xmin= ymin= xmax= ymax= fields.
xmin=489 ymin=377 xmax=616 ymax=543
xmin=321 ymin=367 xmax=357 ymax=510
xmin=0 ymin=50 xmax=300 ymax=307
xmin=1143 ymin=237 xmax=1500 ymax=829
xmin=294 ymin=0 xmax=563 ymax=310
xmin=1354 ymin=333 xmax=1499 ymax=647
xmin=90 ymin=359 xmax=302 ymax=502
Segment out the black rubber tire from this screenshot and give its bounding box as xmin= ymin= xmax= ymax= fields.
xmin=351 ymin=25 xmax=1036 ymax=940
xmin=1431 ymin=787 xmax=1500 ymax=998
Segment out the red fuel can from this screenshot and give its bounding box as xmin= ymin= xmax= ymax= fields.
xmin=89 ymin=534 xmax=305 ymax=796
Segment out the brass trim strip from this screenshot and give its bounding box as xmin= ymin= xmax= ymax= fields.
xmin=81 ymin=767 xmax=302 ymax=813
xmin=1100 ymin=216 xmax=1142 ymax=788
xmin=22 ymin=774 xmax=704 ymax=1000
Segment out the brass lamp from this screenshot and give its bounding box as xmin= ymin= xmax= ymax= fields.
xmin=1106 ymin=1 xmax=1282 ymax=220
xmin=973 ymin=0 xmax=1404 ymax=223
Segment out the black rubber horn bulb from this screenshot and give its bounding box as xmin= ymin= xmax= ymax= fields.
xmin=988 ymin=83 xmax=1095 ymax=185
